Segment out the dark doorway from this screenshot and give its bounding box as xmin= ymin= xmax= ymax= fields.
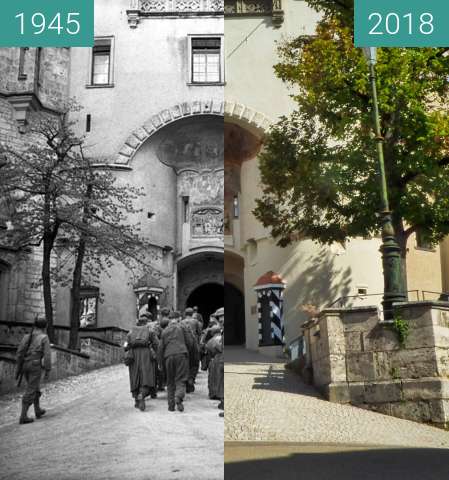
xmin=224 ymin=282 xmax=245 ymax=345
xmin=148 ymin=297 xmax=158 ymax=322
xmin=186 ymin=283 xmax=223 ymax=328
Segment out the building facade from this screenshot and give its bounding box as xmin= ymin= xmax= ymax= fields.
xmin=223 ymin=0 xmax=449 ymax=354
xmin=0 ymin=0 xmax=448 ymax=352
xmin=1 ymin=0 xmax=226 ymax=332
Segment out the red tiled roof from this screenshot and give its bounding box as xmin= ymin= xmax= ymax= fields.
xmin=254 ymin=270 xmax=285 ymax=287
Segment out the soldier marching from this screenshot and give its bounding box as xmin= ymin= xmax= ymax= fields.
xmin=125 ymin=305 xmax=224 ymax=414
xmin=15 ymin=306 xmax=224 ymax=423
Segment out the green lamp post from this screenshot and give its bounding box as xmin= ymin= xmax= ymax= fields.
xmin=363 ymin=47 xmax=407 ymax=319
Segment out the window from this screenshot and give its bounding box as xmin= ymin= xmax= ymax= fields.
xmin=233 ymin=195 xmax=239 ymax=218
xmin=182 ymin=196 xmax=189 ymax=223
xmin=79 ymin=287 xmax=99 ymax=328
xmin=18 ymin=47 xmax=28 ymax=80
xmin=188 ymin=36 xmax=224 ymax=85
xmin=88 ymin=37 xmax=114 ymax=87
xmin=92 ymin=43 xmax=110 ymax=85
xmin=416 ymin=229 xmax=435 ymax=251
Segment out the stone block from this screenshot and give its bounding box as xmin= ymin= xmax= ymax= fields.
xmin=329 ymin=353 xmax=347 ymax=382
xmin=347 ymin=352 xmax=376 ymax=382
xmin=404 ymin=325 xmax=436 ymax=350
xmin=118 ymin=144 xmax=134 ymax=158
xmin=124 ymin=134 xmax=140 ymax=149
xmin=345 ymin=331 xmax=363 ymax=352
xmin=326 ymin=382 xmax=350 ymax=403
xmin=435 ymin=347 xmax=449 ymax=376
xmin=401 ymin=378 xmax=446 ymax=402
xmin=390 ymin=400 xmax=431 ymax=423
xmin=431 ymin=326 xmax=449 ymax=349
xmin=366 ymin=402 xmax=392 ymax=416
xmin=143 ymin=119 xmax=156 ymax=134
xmin=388 ymin=348 xmax=438 ymax=379
xmin=364 ymin=325 xmax=399 ymax=352
xmin=438 ymin=311 xmax=449 ymax=329
xmin=363 ymin=381 xmax=403 ymax=404
xmin=348 ymin=383 xmax=366 ymax=404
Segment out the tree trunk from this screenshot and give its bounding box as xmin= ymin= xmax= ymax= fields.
xmin=69 ymin=180 xmax=92 ymax=350
xmin=69 ymin=238 xmax=86 ymax=350
xmin=42 ymin=237 xmax=55 ymax=342
xmin=41 ymin=186 xmax=59 ymax=343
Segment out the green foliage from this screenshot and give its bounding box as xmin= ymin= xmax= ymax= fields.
xmin=391 ymin=312 xmax=410 ymax=348
xmin=389 ymin=366 xmax=402 ymax=380
xmin=254 ymin=6 xmax=449 ymax=254
xmin=306 ymin=0 xmax=354 ymax=27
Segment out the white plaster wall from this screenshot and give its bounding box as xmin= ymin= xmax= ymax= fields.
xmin=69 ymin=0 xmax=224 ymax=158
xmin=226 ymin=2 xmax=387 ymax=351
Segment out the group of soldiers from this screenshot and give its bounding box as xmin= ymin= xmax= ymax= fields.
xmin=13 ymin=306 xmax=224 ymax=425
xmin=124 ymin=306 xmax=224 ymax=415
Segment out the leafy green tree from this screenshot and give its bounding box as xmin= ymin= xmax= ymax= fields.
xmin=254 ymin=3 xmax=449 ymax=291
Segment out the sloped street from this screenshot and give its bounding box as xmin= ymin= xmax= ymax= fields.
xmin=0 ymin=365 xmax=223 ymax=480
xmin=225 ymin=347 xmax=449 ymax=479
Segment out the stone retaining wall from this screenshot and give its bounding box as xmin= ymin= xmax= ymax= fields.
xmin=0 ymin=321 xmax=128 ymax=349
xmin=0 ymin=337 xmax=123 ymax=394
xmin=302 ymin=302 xmax=449 ymax=428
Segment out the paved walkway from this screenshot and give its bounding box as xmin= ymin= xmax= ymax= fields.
xmin=224 ymin=347 xmax=449 ymax=448
xmin=0 ymin=365 xmax=223 ymax=480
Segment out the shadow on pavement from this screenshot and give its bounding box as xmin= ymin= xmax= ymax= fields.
xmin=225 ymin=444 xmax=449 ymax=480
xmin=250 ymin=364 xmax=321 ymax=398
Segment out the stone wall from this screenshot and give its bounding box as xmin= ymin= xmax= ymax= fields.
xmin=0 ymin=336 xmax=123 ymax=394
xmin=0 ymin=47 xmax=70 ymax=110
xmin=0 ymin=249 xmax=45 ymax=323
xmin=303 ymin=302 xmax=449 ymax=428
xmin=0 ymin=321 xmax=128 ymax=349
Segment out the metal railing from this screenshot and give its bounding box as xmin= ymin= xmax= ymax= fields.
xmin=327 ymin=290 xmax=449 ymax=309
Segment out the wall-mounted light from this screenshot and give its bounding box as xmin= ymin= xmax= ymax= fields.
xmin=162 ymin=245 xmax=173 ymax=255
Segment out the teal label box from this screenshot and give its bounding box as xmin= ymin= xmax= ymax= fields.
xmin=0 ymin=0 xmax=94 ymax=47
xmin=355 ymin=0 xmax=449 ymax=47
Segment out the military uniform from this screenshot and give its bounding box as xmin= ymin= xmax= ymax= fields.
xmin=158 ymin=321 xmax=194 ymax=411
xmin=126 ymin=321 xmax=159 ymax=411
xmin=180 ymin=316 xmax=201 ymax=392
xmin=151 ymin=317 xmax=166 ymax=391
xmin=16 ymin=327 xmax=51 ymax=424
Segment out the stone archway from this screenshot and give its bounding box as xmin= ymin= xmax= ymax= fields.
xmin=224 ymin=282 xmax=245 ymax=345
xmin=177 ymin=250 xmax=224 ymax=315
xmin=114 ymin=100 xmax=224 ymax=165
xmin=112 ymin=100 xmax=272 ymax=166
xmin=186 ymin=283 xmax=223 ymax=328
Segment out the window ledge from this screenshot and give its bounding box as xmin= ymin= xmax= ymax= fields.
xmin=187 ymin=82 xmax=225 ymax=86
xmin=85 ymin=83 xmax=115 ymax=89
xmin=415 ymin=246 xmax=436 ymax=253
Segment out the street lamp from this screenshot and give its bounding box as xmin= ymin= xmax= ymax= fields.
xmin=362 ymin=47 xmax=407 ymax=319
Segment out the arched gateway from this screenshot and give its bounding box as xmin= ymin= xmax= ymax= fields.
xmin=111 ymin=111 xmax=225 ymax=327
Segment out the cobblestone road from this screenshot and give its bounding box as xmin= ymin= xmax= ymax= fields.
xmin=224 ymin=347 xmax=449 ymax=448
xmin=0 ymin=365 xmax=223 ymax=480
